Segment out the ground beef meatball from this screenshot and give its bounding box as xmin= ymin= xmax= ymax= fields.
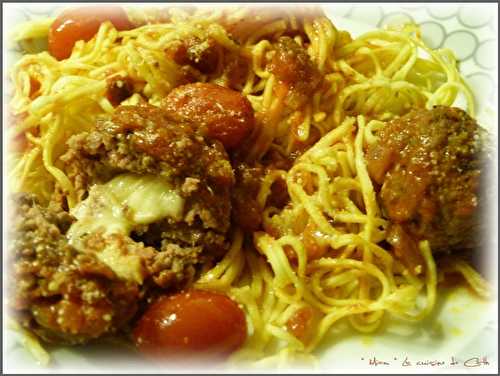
xmin=366 ymin=106 xmax=484 ymax=265
xmin=7 ymin=194 xmax=143 ymax=345
xmin=61 ymin=103 xmax=234 ymax=240
xmin=8 ymin=191 xmax=210 ymax=344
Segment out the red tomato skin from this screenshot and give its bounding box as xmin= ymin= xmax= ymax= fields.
xmin=48 ymin=6 xmax=132 ymax=60
xmin=163 ymin=83 xmax=255 ymax=150
xmin=133 ymin=290 xmax=247 ymax=360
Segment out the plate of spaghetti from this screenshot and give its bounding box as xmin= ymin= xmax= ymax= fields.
xmin=3 ymin=3 xmax=497 ymax=373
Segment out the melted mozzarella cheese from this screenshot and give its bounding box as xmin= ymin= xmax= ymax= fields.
xmin=67 ymin=173 xmax=185 ymax=281
xmin=105 ymin=173 xmax=184 ymax=224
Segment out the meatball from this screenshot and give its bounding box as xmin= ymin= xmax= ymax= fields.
xmin=8 ymin=193 xmax=208 ymax=344
xmin=61 ymin=103 xmax=234 ymax=248
xmin=366 ymin=106 xmax=484 ymax=261
xmin=7 ymin=194 xmax=143 ymax=344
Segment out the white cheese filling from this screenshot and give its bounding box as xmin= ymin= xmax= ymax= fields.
xmin=67 ymin=173 xmax=185 ymax=281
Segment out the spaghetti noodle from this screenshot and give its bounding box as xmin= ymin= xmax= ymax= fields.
xmin=196 ymin=116 xmax=440 ymax=363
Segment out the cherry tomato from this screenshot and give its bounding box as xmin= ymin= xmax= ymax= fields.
xmin=48 ymin=6 xmax=133 ymax=60
xmin=163 ymin=83 xmax=255 ymax=150
xmin=133 ymin=290 xmax=247 ymax=360
xmin=286 ymin=307 xmax=314 ymax=343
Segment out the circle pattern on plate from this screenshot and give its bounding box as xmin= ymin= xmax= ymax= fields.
xmin=466 ymin=72 xmax=496 ymax=111
xmin=458 ymin=8 xmax=493 ymax=29
xmin=378 ymin=12 xmax=414 ymax=29
xmin=347 ymin=6 xmax=384 ymax=27
xmin=427 ymin=6 xmax=457 ymax=20
xmin=345 ymin=4 xmax=497 ymax=109
xmin=443 ymin=30 xmax=479 ymax=61
xmin=475 ymin=39 xmax=497 ymax=70
xmin=419 ymin=21 xmax=446 ymax=49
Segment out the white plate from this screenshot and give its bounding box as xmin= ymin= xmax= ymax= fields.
xmin=2 ymin=3 xmax=498 ymax=374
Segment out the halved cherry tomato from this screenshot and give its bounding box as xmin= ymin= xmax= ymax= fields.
xmin=133 ymin=289 xmax=247 ymax=360
xmin=48 ymin=6 xmax=133 ymax=60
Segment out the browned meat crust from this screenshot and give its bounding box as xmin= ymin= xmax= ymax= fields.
xmin=366 ymin=106 xmax=484 ymax=258
xmin=61 ymin=103 xmax=234 ymax=235
xmin=7 ymin=194 xmax=142 ymax=344
xmin=8 ymin=193 xmax=209 ymax=344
